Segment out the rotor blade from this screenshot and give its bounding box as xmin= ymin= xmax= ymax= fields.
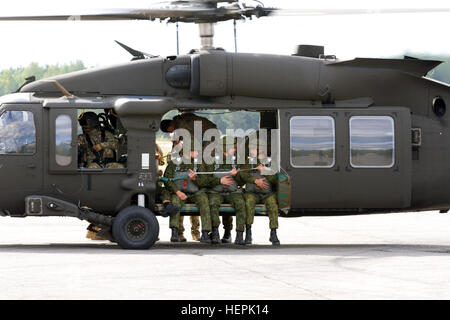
xmin=268 ymin=8 xmax=450 ymax=17
xmin=0 ymin=7 xmax=217 ymax=21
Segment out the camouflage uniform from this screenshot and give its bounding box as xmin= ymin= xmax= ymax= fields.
xmin=207 ymin=160 xmax=247 ymax=234
xmin=171 ymin=113 xmax=218 ymax=240
xmin=77 ymin=128 xmax=123 ymax=169
xmin=240 ymin=161 xmax=279 ymax=230
xmin=163 ymin=159 xmax=212 ymax=233
xmin=240 ymin=139 xmax=281 ymax=245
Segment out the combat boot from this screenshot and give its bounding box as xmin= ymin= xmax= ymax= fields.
xmin=192 ymin=231 xmax=201 ymax=241
xmin=211 ymin=227 xmax=220 ymax=244
xmin=178 ymin=232 xmax=187 ymax=242
xmin=245 ymin=225 xmax=252 ymax=245
xmin=200 ymin=231 xmax=211 ymax=243
xmin=170 ymin=227 xmax=179 ymax=242
xmin=234 ymin=231 xmax=245 ymax=245
xmin=221 ymin=229 xmax=232 ymax=243
xmin=161 ymin=202 xmax=178 ymax=218
xmin=269 ymin=229 xmax=280 ymax=246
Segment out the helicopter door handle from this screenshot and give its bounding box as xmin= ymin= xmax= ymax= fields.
xmin=26 ymin=164 xmax=36 ymax=169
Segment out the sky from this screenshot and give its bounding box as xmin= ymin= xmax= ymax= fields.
xmin=0 ymin=0 xmax=449 ymax=69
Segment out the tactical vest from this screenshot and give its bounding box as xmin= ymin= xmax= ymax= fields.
xmin=173 ymin=159 xmax=200 ymax=195
xmin=210 ymin=156 xmax=239 ymax=193
xmin=245 ymin=158 xmax=274 ymax=195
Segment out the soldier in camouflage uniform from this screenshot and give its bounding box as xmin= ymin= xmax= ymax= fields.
xmin=161 ymin=112 xmax=218 ymax=241
xmin=207 ymin=139 xmax=248 ymax=245
xmin=77 ymin=112 xmax=124 ymax=169
xmin=240 ymin=138 xmax=280 ymax=245
xmin=163 ymin=149 xmax=214 ymax=243
xmin=78 ymin=112 xmax=124 ymax=240
xmin=156 ymin=143 xmax=178 ymax=219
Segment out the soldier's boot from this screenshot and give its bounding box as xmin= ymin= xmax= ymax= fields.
xmin=170 ymin=227 xmax=179 ymax=242
xmin=234 ymin=231 xmax=246 ymax=245
xmin=269 ymin=229 xmax=280 ymax=246
xmin=178 ymin=232 xmax=187 ymax=242
xmin=211 ymin=227 xmax=220 ymax=245
xmin=245 ymin=225 xmax=253 ymax=245
xmin=200 ymin=231 xmax=211 ymax=244
xmin=192 ymin=230 xmax=201 ymax=241
xmin=221 ymin=229 xmax=232 ymax=243
xmin=161 ymin=202 xmax=178 ymax=218
xmin=86 ymin=224 xmax=107 ymax=241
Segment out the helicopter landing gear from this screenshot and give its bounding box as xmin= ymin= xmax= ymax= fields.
xmin=112 ymin=206 xmax=159 ymax=249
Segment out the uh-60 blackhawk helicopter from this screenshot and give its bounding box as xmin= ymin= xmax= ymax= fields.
xmin=0 ymin=0 xmax=449 ymax=249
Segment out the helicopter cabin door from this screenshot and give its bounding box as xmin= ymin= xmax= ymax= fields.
xmin=0 ymin=104 xmax=43 ymax=216
xmin=279 ymin=107 xmax=412 ymax=210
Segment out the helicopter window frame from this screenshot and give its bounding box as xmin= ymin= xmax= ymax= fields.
xmin=349 ymin=116 xmax=395 ymax=169
xmin=289 ymin=115 xmax=336 ymax=169
xmin=0 ymin=110 xmax=37 ymax=156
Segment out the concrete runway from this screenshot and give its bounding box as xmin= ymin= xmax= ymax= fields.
xmin=1 ymin=211 xmax=450 ymax=300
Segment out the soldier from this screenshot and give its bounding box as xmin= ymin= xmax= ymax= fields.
xmin=207 ymin=139 xmax=247 ymax=245
xmin=240 ymin=138 xmax=280 ymax=245
xmin=160 ymin=112 xmax=218 ymax=241
xmin=156 ymin=143 xmax=178 ymax=218
xmin=77 ymin=111 xmax=124 ymax=169
xmin=78 ymin=111 xmax=124 ymax=241
xmin=163 ymin=148 xmax=232 ymax=243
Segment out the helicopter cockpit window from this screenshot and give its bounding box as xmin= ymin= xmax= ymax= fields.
xmin=350 ymin=116 xmax=395 ymax=168
xmin=77 ymin=109 xmax=127 ymax=169
xmin=0 ymin=111 xmax=36 ymax=155
xmin=290 ymin=116 xmax=335 ymax=168
xmin=55 ymin=115 xmax=72 ymax=166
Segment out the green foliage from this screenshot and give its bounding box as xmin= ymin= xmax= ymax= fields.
xmin=0 ymin=61 xmax=86 ymax=96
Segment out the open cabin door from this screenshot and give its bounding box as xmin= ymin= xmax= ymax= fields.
xmin=279 ymin=107 xmax=412 ymax=211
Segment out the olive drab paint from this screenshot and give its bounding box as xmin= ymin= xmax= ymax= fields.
xmin=0 ymin=49 xmax=449 ymax=244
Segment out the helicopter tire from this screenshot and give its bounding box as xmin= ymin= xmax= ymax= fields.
xmin=112 ymin=206 xmax=159 ymax=250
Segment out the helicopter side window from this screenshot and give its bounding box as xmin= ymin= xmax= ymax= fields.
xmin=0 ymin=111 xmax=36 ymax=155
xmin=289 ymin=116 xmax=335 ymax=168
xmin=55 ymin=115 xmax=73 ymax=166
xmin=350 ymin=116 xmax=395 ymax=168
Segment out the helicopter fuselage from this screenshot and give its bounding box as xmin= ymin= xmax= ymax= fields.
xmin=0 ymin=50 xmax=449 ymax=219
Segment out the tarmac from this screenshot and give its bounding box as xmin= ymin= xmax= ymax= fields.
xmin=1 ymin=211 xmax=450 ymax=299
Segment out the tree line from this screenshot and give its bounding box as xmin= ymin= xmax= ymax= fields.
xmin=0 ymin=61 xmax=86 ymax=96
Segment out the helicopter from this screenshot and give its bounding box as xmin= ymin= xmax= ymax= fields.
xmin=0 ymin=0 xmax=449 ymax=249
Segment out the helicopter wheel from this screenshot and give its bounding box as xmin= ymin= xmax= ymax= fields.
xmin=112 ymin=206 xmax=159 ymax=249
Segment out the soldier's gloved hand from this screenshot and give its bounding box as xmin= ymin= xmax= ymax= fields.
xmin=176 ymin=190 xmax=188 ymax=201
xmin=93 ymin=144 xmax=103 ymax=152
xmin=255 ymin=177 xmax=269 ymax=190
xmin=161 ymin=202 xmax=179 ymax=218
xmin=220 ymin=175 xmax=234 ymax=186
